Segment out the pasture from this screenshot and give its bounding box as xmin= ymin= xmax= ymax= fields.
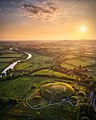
xmin=14 ymin=53 xmax=52 ymax=72
xmin=0 ymin=51 xmax=25 ymax=73
xmin=0 ymin=76 xmax=73 ymax=101
xmin=32 ymin=69 xmax=77 ymax=79
xmin=0 ymin=63 xmax=9 ymax=72
xmin=65 ymin=59 xmax=91 ymax=67
xmin=0 ymin=58 xmax=15 ymax=62
xmin=0 ymin=53 xmax=24 ymax=58
xmin=61 ymin=62 xmax=76 ymax=69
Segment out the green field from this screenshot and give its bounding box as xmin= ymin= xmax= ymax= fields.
xmin=0 ymin=76 xmax=33 ymax=100
xmin=65 ymin=59 xmax=91 ymax=67
xmin=0 ymin=63 xmax=9 ymax=72
xmin=0 ymin=76 xmax=75 ymax=101
xmin=40 ymin=82 xmax=75 ymax=101
xmin=0 ymin=51 xmax=25 ymax=73
xmin=61 ymin=62 xmax=76 ymax=69
xmin=0 ymin=41 xmax=96 ymax=120
xmin=15 ymin=53 xmax=52 ymax=72
xmin=0 ymin=53 xmax=24 ymax=58
xmin=32 ymin=69 xmax=77 ymax=79
xmin=64 ymin=55 xmax=77 ymax=59
xmin=0 ymin=58 xmax=15 ymax=62
xmin=0 ymin=75 xmax=86 ymax=103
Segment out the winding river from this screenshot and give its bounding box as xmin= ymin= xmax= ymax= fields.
xmin=0 ymin=50 xmax=32 ymax=77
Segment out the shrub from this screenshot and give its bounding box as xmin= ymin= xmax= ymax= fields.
xmin=0 ymin=97 xmax=8 ymax=105
xmin=78 ymin=91 xmax=86 ymax=97
xmin=31 ymin=86 xmax=36 ymax=89
xmin=78 ymin=103 xmax=90 ymax=120
xmin=8 ymin=98 xmax=18 ymax=105
xmin=32 ymin=95 xmax=42 ymax=102
xmin=70 ymin=96 xmax=78 ymax=105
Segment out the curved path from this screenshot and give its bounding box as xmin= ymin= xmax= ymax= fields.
xmin=25 ymin=90 xmax=78 ymax=110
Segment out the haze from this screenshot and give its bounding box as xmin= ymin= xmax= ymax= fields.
xmin=0 ymin=0 xmax=96 ymax=41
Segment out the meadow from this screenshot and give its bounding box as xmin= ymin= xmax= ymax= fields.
xmin=0 ymin=51 xmax=25 ymax=73
xmin=32 ymin=68 xmax=77 ymax=80
xmin=65 ymin=59 xmax=91 ymax=67
xmin=61 ymin=62 xmax=76 ymax=69
xmin=14 ymin=53 xmax=52 ymax=72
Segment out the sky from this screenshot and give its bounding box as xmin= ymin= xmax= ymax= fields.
xmin=0 ymin=0 xmax=96 ymax=41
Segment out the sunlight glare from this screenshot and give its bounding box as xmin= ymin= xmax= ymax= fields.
xmin=80 ymin=26 xmax=87 ymax=33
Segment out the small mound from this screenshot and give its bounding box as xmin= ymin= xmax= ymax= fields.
xmin=78 ymin=91 xmax=86 ymax=97
xmin=40 ymin=82 xmax=75 ymax=102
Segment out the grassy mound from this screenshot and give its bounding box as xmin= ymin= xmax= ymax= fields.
xmin=40 ymin=82 xmax=75 ymax=102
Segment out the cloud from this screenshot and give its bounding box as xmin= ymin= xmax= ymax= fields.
xmin=0 ymin=8 xmax=2 ymax=12
xmin=22 ymin=0 xmax=60 ymax=21
xmin=24 ymin=4 xmax=57 ymax=14
xmin=20 ymin=0 xmax=96 ymax=22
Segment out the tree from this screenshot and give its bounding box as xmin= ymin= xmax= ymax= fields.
xmin=0 ymin=97 xmax=8 ymax=105
xmin=8 ymin=98 xmax=18 ymax=105
xmin=88 ymin=81 xmax=95 ymax=91
xmin=78 ymin=103 xmax=90 ymax=120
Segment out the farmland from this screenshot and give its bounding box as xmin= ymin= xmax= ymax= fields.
xmin=31 ymin=69 xmax=77 ymax=80
xmin=61 ymin=62 xmax=76 ymax=69
xmin=15 ymin=53 xmax=52 ymax=72
xmin=65 ymin=59 xmax=91 ymax=67
xmin=0 ymin=40 xmax=96 ymax=120
xmin=0 ymin=50 xmax=26 ymax=73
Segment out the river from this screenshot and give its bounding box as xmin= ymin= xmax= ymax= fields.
xmin=0 ymin=50 xmax=32 ymax=77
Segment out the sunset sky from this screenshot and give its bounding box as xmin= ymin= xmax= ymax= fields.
xmin=0 ymin=0 xmax=96 ymax=41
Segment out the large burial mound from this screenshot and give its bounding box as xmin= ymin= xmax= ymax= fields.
xmin=40 ymin=82 xmax=75 ymax=102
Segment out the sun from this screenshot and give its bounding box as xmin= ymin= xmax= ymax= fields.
xmin=80 ymin=26 xmax=87 ymax=33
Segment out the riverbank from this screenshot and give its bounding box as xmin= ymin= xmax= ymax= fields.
xmin=0 ymin=50 xmax=32 ymax=77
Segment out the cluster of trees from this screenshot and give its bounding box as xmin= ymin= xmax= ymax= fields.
xmin=78 ymin=103 xmax=96 ymax=120
xmin=51 ymin=60 xmax=95 ymax=84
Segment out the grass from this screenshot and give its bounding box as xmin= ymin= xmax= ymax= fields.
xmin=0 ymin=52 xmax=25 ymax=74
xmin=80 ymin=56 xmax=96 ymax=63
xmin=0 ymin=41 xmax=96 ymax=120
xmin=64 ymin=55 xmax=77 ymax=59
xmin=0 ymin=76 xmax=33 ymax=101
xmin=0 ymin=75 xmax=78 ymax=101
xmin=32 ymin=69 xmax=67 ymax=76
xmin=65 ymin=59 xmax=91 ymax=67
xmin=61 ymin=62 xmax=76 ymax=69
xmin=0 ymin=63 xmax=9 ymax=72
xmin=32 ymin=69 xmax=77 ymax=79
xmin=0 ymin=75 xmax=84 ymax=120
xmin=0 ymin=76 xmax=59 ymax=101
xmin=14 ymin=53 xmax=52 ymax=72
xmin=0 ymin=58 xmax=15 ymax=63
xmin=0 ymin=101 xmax=78 ymax=120
xmin=40 ymin=82 xmax=75 ymax=101
xmin=14 ymin=62 xmax=32 ymax=71
xmin=0 ymin=53 xmax=24 ymax=58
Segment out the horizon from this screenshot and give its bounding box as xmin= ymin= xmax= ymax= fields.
xmin=0 ymin=39 xmax=96 ymax=42
xmin=0 ymin=0 xmax=96 ymax=41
